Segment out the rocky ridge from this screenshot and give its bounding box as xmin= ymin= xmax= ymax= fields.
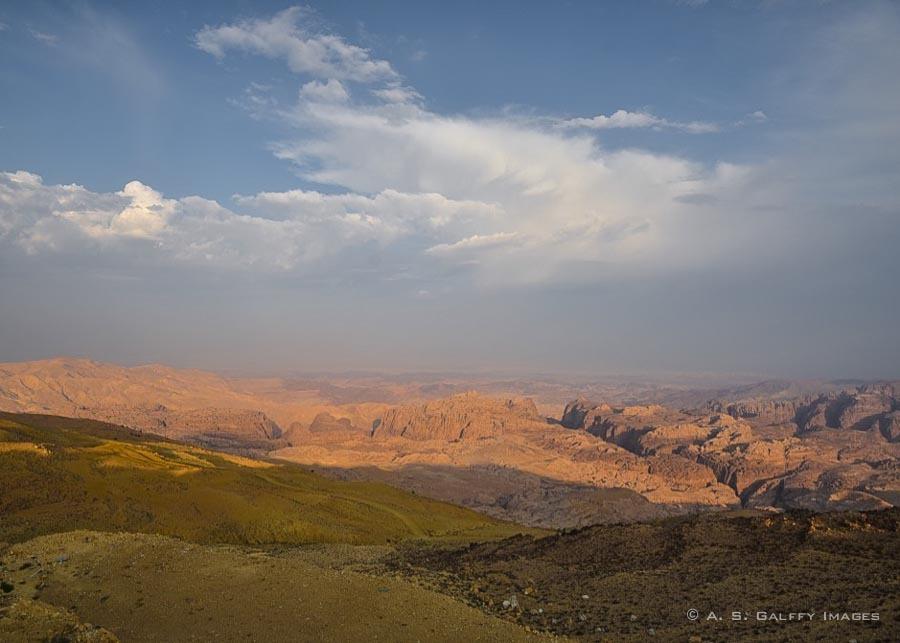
xmin=708 ymin=382 xmax=898 ymax=440
xmin=561 ymin=384 xmax=900 ymax=514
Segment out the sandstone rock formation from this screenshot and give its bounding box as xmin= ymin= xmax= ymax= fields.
xmin=706 ymin=399 xmax=800 ymax=425
xmin=278 ymin=392 xmax=741 ymax=526
xmin=566 ymin=387 xmax=899 ymax=515
xmin=373 ymin=393 xmax=544 ymax=441
xmin=707 ymin=382 xmax=898 ymax=435
xmin=795 ymin=384 xmax=896 ymax=433
xmin=880 ymin=412 xmax=900 ymax=442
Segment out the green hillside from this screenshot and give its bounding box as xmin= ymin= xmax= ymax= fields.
xmin=0 ymin=412 xmax=531 ymax=545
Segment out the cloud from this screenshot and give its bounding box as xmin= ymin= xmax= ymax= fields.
xmin=234 ymin=186 xmax=499 ymax=231
xmin=0 ymin=172 xmax=175 ymax=253
xmin=748 ymin=110 xmax=768 ymax=122
xmin=371 ymin=84 xmax=422 ymax=104
xmin=0 ymin=170 xmax=499 ymax=273
xmin=191 ymin=5 xmax=774 ymax=286
xmin=426 ymin=232 xmax=521 ymax=256
xmin=30 ymin=29 xmax=59 ymax=46
xmin=59 ymin=180 xmax=175 ymax=241
xmin=735 ymin=110 xmax=768 ymax=127
xmin=4 ymin=3 xmax=899 ymax=378
xmin=559 ymin=109 xmax=720 ymax=133
xmin=299 ymin=79 xmax=349 ymax=103
xmin=194 ymin=6 xmax=397 ymax=82
xmin=11 ymin=2 xmax=897 ymax=293
xmin=191 ymin=8 xmax=764 ymax=285
xmin=256 ymin=88 xmax=761 ymax=284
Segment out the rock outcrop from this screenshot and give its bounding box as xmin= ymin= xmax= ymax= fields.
xmin=372 ymin=393 xmax=545 ymax=441
xmin=707 ymin=383 xmax=898 ymax=436
xmin=706 ymin=399 xmax=801 ymax=425
xmin=560 ymin=393 xmax=899 ymax=514
xmin=880 ymin=412 xmax=900 ymax=443
xmin=795 ymin=384 xmax=896 ymax=433
xmin=308 ymin=412 xmax=356 ymax=434
xmin=76 ymin=404 xmax=283 ymax=451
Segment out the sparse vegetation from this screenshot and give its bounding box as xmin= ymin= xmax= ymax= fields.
xmin=385 ymin=509 xmax=900 ymax=640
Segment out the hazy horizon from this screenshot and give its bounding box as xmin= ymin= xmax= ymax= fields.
xmin=2 ymin=1 xmax=899 ymax=379
xmin=1 ymin=353 xmax=894 ymax=388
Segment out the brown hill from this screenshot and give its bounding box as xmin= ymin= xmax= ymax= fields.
xmin=0 ymin=358 xmax=386 ymax=452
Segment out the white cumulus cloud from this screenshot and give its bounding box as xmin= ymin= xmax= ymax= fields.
xmin=0 ymin=170 xmax=501 ymax=273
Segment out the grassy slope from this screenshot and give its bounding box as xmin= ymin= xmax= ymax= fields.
xmin=0 ymin=412 xmax=532 ymax=545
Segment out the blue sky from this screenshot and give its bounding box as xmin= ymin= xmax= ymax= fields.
xmin=0 ymin=1 xmax=898 ymax=377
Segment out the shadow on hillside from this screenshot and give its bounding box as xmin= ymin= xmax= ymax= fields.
xmin=300 ymin=461 xmax=725 ymax=529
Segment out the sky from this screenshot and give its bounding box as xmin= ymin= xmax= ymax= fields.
xmin=0 ymin=0 xmax=898 ymax=378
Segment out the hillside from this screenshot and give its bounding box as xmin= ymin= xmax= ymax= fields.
xmin=387 ymin=508 xmax=900 ymax=641
xmin=0 ymin=531 xmax=546 ymax=643
xmin=0 ymin=412 xmax=530 ymax=546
